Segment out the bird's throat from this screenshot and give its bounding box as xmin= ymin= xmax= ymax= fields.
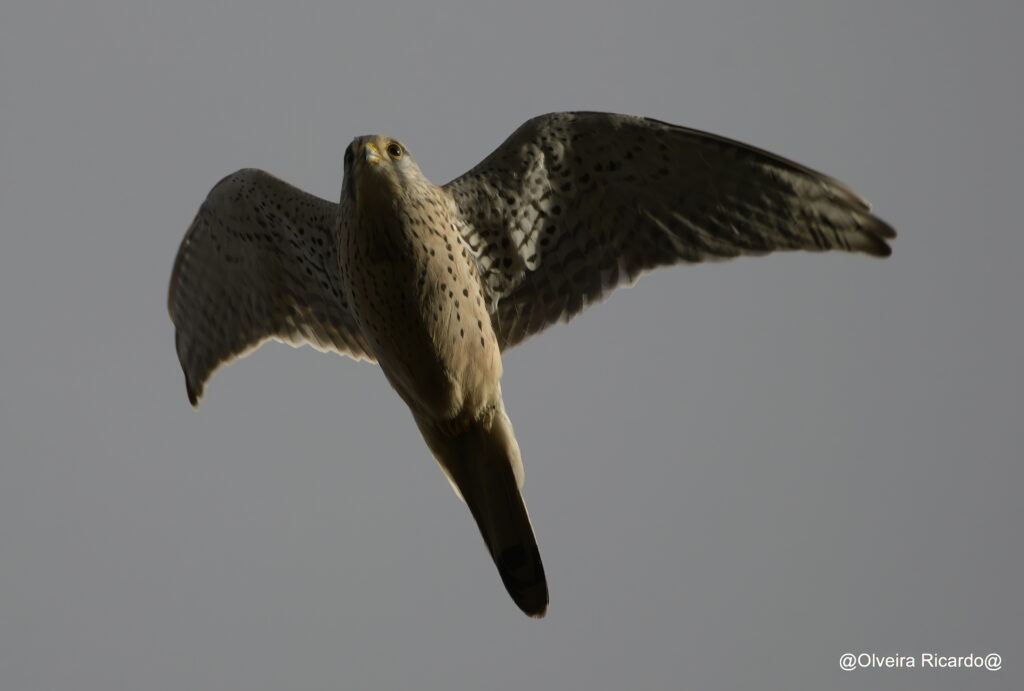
xmin=354 ymin=164 xmax=402 ymax=210
xmin=352 ymin=182 xmax=412 ymax=264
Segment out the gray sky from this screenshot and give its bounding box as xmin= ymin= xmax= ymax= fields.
xmin=1 ymin=1 xmax=1021 ymax=689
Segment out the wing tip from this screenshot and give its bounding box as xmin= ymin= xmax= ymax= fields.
xmin=872 ymin=242 xmax=894 ymax=258
xmin=185 ymin=376 xmax=202 ymax=407
xmin=860 ymin=215 xmax=897 ymax=258
xmin=872 ymin=215 xmax=898 ymax=240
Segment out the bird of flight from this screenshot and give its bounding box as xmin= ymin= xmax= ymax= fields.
xmin=168 ymin=111 xmax=895 ymax=617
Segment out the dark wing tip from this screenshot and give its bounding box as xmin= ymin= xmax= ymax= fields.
xmin=185 ymin=372 xmax=202 ymax=407
xmin=871 ymin=241 xmax=894 ymax=258
xmin=861 ymin=215 xmax=897 ymax=257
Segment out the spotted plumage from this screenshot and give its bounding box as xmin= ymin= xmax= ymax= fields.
xmin=168 ymin=111 xmax=896 ymax=617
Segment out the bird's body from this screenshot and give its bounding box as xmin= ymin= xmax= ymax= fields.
xmin=337 ymin=137 xmax=548 ymax=614
xmin=340 ymin=136 xmax=500 ymax=426
xmin=168 ymin=112 xmax=896 ymax=617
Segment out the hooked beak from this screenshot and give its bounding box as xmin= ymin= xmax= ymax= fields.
xmin=362 ymin=142 xmax=382 ymax=164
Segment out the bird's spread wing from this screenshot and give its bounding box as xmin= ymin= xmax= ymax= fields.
xmin=168 ymin=168 xmax=372 ymax=405
xmin=444 ymin=111 xmax=896 ymax=349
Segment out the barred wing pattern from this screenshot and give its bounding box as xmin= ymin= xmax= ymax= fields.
xmin=445 ymin=112 xmax=895 ymax=349
xmin=168 ymin=169 xmax=373 ymax=405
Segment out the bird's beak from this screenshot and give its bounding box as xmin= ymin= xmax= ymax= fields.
xmin=362 ymin=143 xmax=382 ymax=164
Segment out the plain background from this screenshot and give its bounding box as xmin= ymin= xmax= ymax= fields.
xmin=1 ymin=1 xmax=1021 ymax=689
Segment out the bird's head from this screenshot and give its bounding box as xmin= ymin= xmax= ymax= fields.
xmin=342 ymin=135 xmax=424 ymax=206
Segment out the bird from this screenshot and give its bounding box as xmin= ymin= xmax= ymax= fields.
xmin=168 ymin=111 xmax=895 ymax=617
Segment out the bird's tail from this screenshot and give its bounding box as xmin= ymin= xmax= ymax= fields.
xmin=418 ymin=404 xmax=548 ymax=617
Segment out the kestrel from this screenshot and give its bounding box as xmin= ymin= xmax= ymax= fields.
xmin=168 ymin=111 xmax=895 ymax=617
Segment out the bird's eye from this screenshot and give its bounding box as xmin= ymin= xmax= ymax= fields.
xmin=387 ymin=143 xmax=403 ymax=159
